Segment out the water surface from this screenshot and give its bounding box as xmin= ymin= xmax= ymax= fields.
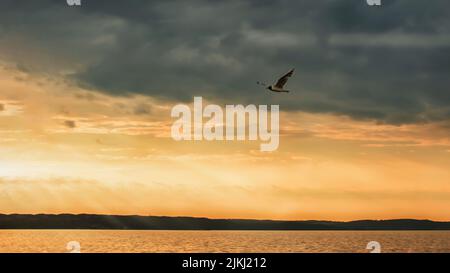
xmin=0 ymin=230 xmax=449 ymax=253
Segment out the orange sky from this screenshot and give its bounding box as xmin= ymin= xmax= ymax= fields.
xmin=0 ymin=64 xmax=449 ymax=221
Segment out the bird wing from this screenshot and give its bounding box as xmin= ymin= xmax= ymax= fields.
xmin=274 ymin=69 xmax=294 ymax=89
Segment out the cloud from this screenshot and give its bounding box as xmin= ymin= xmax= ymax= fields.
xmin=133 ymin=103 xmax=152 ymax=115
xmin=0 ymin=104 xmax=4 ymax=111
xmin=0 ymin=0 xmax=449 ymax=124
xmin=64 ymin=120 xmax=76 ymax=128
xmin=281 ymin=112 xmax=450 ymax=147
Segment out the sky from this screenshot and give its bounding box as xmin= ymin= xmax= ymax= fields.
xmin=0 ymin=0 xmax=449 ymax=221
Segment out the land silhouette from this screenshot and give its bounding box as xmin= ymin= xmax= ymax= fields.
xmin=1 ymin=214 xmax=450 ymax=230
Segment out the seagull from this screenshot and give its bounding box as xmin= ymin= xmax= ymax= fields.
xmin=258 ymin=68 xmax=294 ymax=93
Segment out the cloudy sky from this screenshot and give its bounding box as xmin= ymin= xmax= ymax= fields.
xmin=0 ymin=0 xmax=449 ymax=220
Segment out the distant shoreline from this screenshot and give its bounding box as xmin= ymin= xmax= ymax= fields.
xmin=1 ymin=214 xmax=450 ymax=230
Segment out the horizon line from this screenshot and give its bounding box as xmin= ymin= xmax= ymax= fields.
xmin=2 ymin=213 xmax=449 ymax=223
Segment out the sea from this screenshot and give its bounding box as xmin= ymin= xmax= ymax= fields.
xmin=0 ymin=230 xmax=449 ymax=253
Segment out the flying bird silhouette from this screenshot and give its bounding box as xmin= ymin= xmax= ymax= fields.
xmin=258 ymin=68 xmax=294 ymax=93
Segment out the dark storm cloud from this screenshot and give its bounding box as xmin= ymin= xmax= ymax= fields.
xmin=0 ymin=0 xmax=449 ymax=124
